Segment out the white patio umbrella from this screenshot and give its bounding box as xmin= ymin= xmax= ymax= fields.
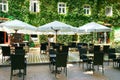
xmin=38 ymin=21 xmax=77 ymax=34
xmin=0 ymin=26 xmax=14 ymax=33
xmin=16 ymin=30 xmax=38 ymax=34
xmin=78 ymin=22 xmax=111 ymax=33
xmin=78 ymin=22 xmax=111 ymax=43
xmin=38 ymin=20 xmax=78 ymax=42
xmin=0 ymin=19 xmax=37 ymax=34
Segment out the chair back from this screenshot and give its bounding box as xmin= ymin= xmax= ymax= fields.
xmin=11 ymin=54 xmax=25 ymax=70
xmin=19 ymin=43 xmax=25 ymax=47
xmin=108 ymin=48 xmax=116 ymax=59
xmin=108 ymin=48 xmax=116 ymax=53
xmin=56 ymin=53 xmax=68 ymax=67
xmin=1 ymin=46 xmax=11 ymax=56
xmin=103 ymin=45 xmax=110 ymax=54
xmin=93 ymin=51 xmax=104 ymax=65
xmin=40 ymin=43 xmax=47 ymax=50
xmin=68 ymin=42 xmax=76 ymax=48
xmin=78 ymin=48 xmax=88 ymax=60
xmin=15 ymin=46 xmax=23 ymax=50
xmin=15 ymin=47 xmax=25 ymax=55
xmin=53 ymin=43 xmax=60 ymax=52
xmin=61 ymin=45 xmax=69 ymax=53
xmin=77 ymin=43 xmax=83 ymax=48
xmin=89 ymin=43 xmax=94 ymax=47
xmin=89 ymin=43 xmax=94 ymax=54
xmin=49 ymin=49 xmax=56 ymax=55
xmin=82 ymin=43 xmax=88 ymax=48
xmin=94 ymin=45 xmax=100 ymax=52
xmin=78 ymin=48 xmax=87 ymax=55
xmin=50 ymin=42 xmax=55 ymax=48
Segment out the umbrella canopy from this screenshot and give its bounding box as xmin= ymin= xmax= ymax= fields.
xmin=78 ymin=22 xmax=111 ymax=33
xmin=78 ymin=22 xmax=111 ymax=44
xmin=0 ymin=26 xmax=14 ymax=33
xmin=0 ymin=19 xmax=37 ymax=34
xmin=37 ymin=21 xmax=78 ymax=35
xmin=38 ymin=20 xmax=79 ymax=42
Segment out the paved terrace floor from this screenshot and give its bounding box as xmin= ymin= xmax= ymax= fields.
xmin=0 ymin=47 xmax=120 ymax=80
xmin=0 ymin=62 xmax=120 ymax=80
xmin=0 ymin=47 xmax=80 ymax=65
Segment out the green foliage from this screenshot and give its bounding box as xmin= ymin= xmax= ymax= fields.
xmin=39 ymin=35 xmax=47 ymax=43
xmin=24 ymin=34 xmax=30 ymax=41
xmin=72 ymin=34 xmax=78 ymax=41
xmin=0 ymin=0 xmax=120 ymax=43
xmin=57 ymin=35 xmax=72 ymax=44
xmin=79 ymin=34 xmax=93 ymax=43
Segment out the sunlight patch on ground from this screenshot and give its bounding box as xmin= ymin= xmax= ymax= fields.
xmin=83 ymin=71 xmax=93 ymax=75
xmin=67 ymin=64 xmax=74 ymax=68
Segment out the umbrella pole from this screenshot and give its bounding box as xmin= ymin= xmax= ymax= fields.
xmin=51 ymin=27 xmax=59 ymax=43
xmin=55 ymin=30 xmax=58 ymax=43
xmin=92 ymin=32 xmax=94 ymax=44
xmin=55 ymin=31 xmax=57 ymax=43
xmin=104 ymin=32 xmax=107 ymax=44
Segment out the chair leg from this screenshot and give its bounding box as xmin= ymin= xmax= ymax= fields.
xmin=55 ymin=67 xmax=57 ymax=77
xmin=10 ymin=70 xmax=13 ymax=80
xmin=82 ymin=62 xmax=84 ymax=69
xmin=49 ymin=63 xmax=51 ymax=71
xmin=108 ymin=59 xmax=109 ymax=65
xmin=66 ymin=67 xmax=67 ymax=76
xmin=2 ymin=56 xmax=3 ymax=63
xmin=40 ymin=49 xmax=41 ymax=54
xmin=79 ymin=61 xmax=80 ymax=67
xmin=113 ymin=61 xmax=115 ymax=67
xmin=24 ymin=68 xmax=26 ymax=75
xmin=98 ymin=65 xmax=99 ymax=70
xmin=49 ymin=62 xmax=54 ymax=72
xmin=102 ymin=65 xmax=104 ymax=74
xmin=23 ymin=70 xmax=24 ymax=80
xmin=92 ymin=65 xmax=95 ymax=73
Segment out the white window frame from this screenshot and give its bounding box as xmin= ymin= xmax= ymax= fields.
xmin=105 ymin=6 xmax=112 ymax=16
xmin=83 ymin=5 xmax=91 ymax=15
xmin=0 ymin=1 xmax=8 ymax=12
xmin=29 ymin=0 xmax=40 ymax=13
xmin=58 ymin=2 xmax=66 ymax=14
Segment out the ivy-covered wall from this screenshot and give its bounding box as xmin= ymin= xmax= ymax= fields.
xmin=0 ymin=0 xmax=120 ymax=43
xmin=0 ymin=0 xmax=119 ymax=26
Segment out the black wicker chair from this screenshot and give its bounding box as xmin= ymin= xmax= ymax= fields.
xmin=1 ymin=46 xmax=11 ymax=63
xmin=92 ymin=51 xmax=104 ymax=74
xmin=49 ymin=49 xmax=57 ymax=71
xmin=10 ymin=54 xmax=27 ymax=80
xmin=103 ymin=45 xmax=110 ymax=54
xmin=94 ymin=45 xmax=100 ymax=53
xmin=108 ymin=48 xmax=118 ymax=66
xmin=40 ymin=43 xmax=48 ymax=54
xmin=54 ymin=53 xmax=68 ymax=77
xmin=78 ymin=47 xmax=89 ymax=69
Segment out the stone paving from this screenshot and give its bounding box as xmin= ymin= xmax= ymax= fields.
xmin=0 ymin=47 xmax=120 ymax=80
xmin=0 ymin=62 xmax=120 ymax=80
xmin=0 ymin=47 xmax=80 ymax=65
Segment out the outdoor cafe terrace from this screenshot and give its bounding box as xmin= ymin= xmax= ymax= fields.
xmin=0 ymin=20 xmax=120 ymax=80
xmin=0 ymin=46 xmax=120 ymax=80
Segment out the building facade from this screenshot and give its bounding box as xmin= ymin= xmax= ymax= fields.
xmin=0 ymin=0 xmax=120 ymax=43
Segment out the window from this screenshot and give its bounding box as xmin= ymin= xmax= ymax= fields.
xmin=0 ymin=0 xmax=8 ymax=12
xmin=31 ymin=34 xmax=37 ymax=38
xmin=83 ymin=5 xmax=91 ymax=15
xmin=29 ymin=0 xmax=40 ymax=12
xmin=105 ymin=6 xmax=112 ymax=16
xmin=58 ymin=2 xmax=66 ymax=14
xmin=31 ymin=34 xmax=39 ymax=42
